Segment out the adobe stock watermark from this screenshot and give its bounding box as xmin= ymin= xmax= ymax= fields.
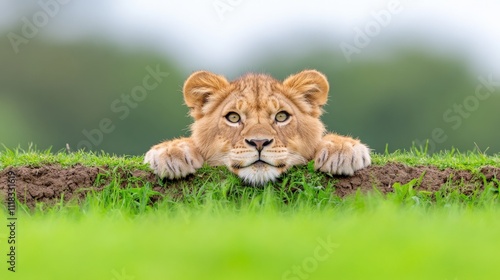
xmin=111 ymin=268 xmax=135 ymax=280
xmin=282 ymin=235 xmax=339 ymax=280
xmin=414 ymin=74 xmax=499 ymax=153
xmin=7 ymin=0 xmax=74 ymax=54
xmin=340 ymin=0 xmax=403 ymax=63
xmin=77 ymin=65 xmax=169 ymax=151
xmin=213 ymin=0 xmax=244 ymax=22
xmin=6 ymin=171 xmax=17 ymax=273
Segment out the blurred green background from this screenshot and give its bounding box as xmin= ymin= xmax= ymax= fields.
xmin=1 ymin=1 xmax=499 ymax=155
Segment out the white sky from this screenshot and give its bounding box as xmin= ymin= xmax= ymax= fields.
xmin=2 ymin=0 xmax=500 ymax=75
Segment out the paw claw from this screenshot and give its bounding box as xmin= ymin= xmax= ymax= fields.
xmin=144 ymin=139 xmax=204 ymax=179
xmin=314 ymin=138 xmax=371 ymax=176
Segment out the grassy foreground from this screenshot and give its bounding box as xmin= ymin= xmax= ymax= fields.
xmin=1 ymin=148 xmax=500 ymax=280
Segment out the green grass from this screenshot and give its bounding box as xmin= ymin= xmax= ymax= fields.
xmin=0 ymin=146 xmax=146 ymax=169
xmin=2 ymin=145 xmax=499 ymax=170
xmin=1 ymin=147 xmax=500 ymax=279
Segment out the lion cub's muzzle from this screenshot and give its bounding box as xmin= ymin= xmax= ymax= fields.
xmin=243 ymin=138 xmax=285 ymax=168
xmin=228 ymin=138 xmax=289 ymax=185
xmin=230 ymin=138 xmax=285 ymax=168
xmin=244 ymin=138 xmax=273 ymax=152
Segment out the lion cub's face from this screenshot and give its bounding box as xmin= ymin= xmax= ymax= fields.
xmin=183 ymin=70 xmax=329 ymax=185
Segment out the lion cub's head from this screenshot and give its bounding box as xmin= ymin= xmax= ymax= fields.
xmin=184 ymin=70 xmax=329 ymax=185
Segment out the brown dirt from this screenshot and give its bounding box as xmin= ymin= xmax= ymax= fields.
xmin=332 ymin=163 xmax=498 ymax=197
xmin=1 ymin=163 xmax=499 ymax=207
xmin=0 ymin=164 xmax=102 ymax=207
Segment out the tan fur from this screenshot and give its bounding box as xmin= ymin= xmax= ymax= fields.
xmin=145 ymin=70 xmax=371 ymax=185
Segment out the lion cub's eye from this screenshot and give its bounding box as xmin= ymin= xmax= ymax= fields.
xmin=225 ymin=112 xmax=241 ymax=123
xmin=275 ymin=111 xmax=290 ymax=123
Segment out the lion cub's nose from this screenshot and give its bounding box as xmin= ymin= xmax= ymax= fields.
xmin=245 ymin=139 xmax=273 ymax=152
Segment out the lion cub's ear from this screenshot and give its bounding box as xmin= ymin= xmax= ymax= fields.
xmin=183 ymin=71 xmax=230 ymax=119
xmin=282 ymin=70 xmax=329 ymax=117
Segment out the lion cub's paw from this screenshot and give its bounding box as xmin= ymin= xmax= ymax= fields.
xmin=314 ymin=134 xmax=371 ymax=176
xmin=144 ymin=138 xmax=204 ymax=179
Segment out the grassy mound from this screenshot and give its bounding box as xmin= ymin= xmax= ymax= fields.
xmin=0 ymin=147 xmax=499 ymax=279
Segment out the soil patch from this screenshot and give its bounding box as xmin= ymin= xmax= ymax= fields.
xmin=1 ymin=163 xmax=499 ymax=207
xmin=0 ymin=164 xmax=101 ymax=207
xmin=332 ymin=163 xmax=498 ymax=197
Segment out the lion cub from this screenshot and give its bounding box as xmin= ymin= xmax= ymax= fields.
xmin=145 ymin=70 xmax=371 ymax=185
